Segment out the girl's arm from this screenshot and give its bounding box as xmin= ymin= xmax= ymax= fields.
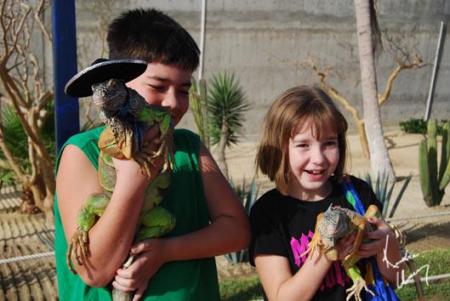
xmin=255 ymin=253 xmax=332 ymax=301
xmin=255 ymin=235 xmax=355 ymax=301
xmin=358 ymin=217 xmax=406 ymax=285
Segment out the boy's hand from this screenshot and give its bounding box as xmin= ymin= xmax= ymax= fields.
xmin=112 ymin=239 xmax=168 ymax=301
xmin=358 ymin=217 xmax=394 ymax=258
xmin=112 ymin=125 xmax=164 ymax=182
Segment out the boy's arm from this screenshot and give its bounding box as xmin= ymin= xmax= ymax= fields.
xmin=57 ymin=145 xmax=157 ymax=287
xmin=142 ymin=142 xmax=250 ymax=259
xmin=112 ymin=143 xmax=250 ymax=296
xmin=126 ymin=142 xmax=250 ymax=259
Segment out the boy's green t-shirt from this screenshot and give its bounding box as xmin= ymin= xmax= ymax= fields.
xmin=54 ymin=127 xmax=220 ymax=301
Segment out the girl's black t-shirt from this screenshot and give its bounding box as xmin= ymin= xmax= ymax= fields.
xmin=249 ymin=176 xmax=382 ymax=301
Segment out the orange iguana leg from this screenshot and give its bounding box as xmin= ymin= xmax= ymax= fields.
xmin=301 ymin=213 xmax=325 ymax=260
xmin=343 ymin=208 xmax=378 ymax=301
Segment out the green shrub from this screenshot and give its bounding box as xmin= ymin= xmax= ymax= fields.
xmin=220 ymin=274 xmax=263 ymax=301
xmin=400 ymin=118 xmax=448 ymax=135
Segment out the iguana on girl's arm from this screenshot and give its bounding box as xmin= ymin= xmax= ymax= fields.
xmin=302 ymin=204 xmax=381 ymax=301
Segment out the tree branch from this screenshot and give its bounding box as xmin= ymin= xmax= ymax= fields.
xmin=34 ymin=0 xmax=52 ymax=43
xmin=378 ymin=55 xmax=424 ymax=106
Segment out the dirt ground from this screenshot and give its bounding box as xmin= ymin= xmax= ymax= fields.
xmin=1 ymin=129 xmax=450 ymax=299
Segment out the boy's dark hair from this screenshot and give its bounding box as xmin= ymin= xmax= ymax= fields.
xmin=107 ymin=8 xmax=200 ymax=71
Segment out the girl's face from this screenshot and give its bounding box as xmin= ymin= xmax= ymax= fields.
xmin=287 ymin=119 xmax=340 ymax=201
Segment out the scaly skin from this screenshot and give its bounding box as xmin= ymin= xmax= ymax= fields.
xmin=302 ymin=204 xmax=381 ymax=301
xmin=66 ymin=79 xmax=176 ymax=301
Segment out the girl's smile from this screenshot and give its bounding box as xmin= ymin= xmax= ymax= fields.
xmin=287 ymin=119 xmax=340 ymax=201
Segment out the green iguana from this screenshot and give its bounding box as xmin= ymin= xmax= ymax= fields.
xmin=302 ymin=204 xmax=381 ymax=301
xmin=66 ymin=78 xmax=176 ymax=301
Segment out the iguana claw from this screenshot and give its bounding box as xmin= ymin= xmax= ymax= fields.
xmin=345 ymin=278 xmax=375 ymax=301
xmin=67 ymin=228 xmax=90 ymax=274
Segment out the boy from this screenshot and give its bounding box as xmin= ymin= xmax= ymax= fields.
xmin=54 ymin=8 xmax=250 ymax=301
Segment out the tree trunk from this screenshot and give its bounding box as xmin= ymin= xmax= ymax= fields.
xmin=354 ymin=0 xmax=395 ymax=182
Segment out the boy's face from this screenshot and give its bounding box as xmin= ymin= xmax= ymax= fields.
xmin=126 ymin=62 xmax=193 ymax=126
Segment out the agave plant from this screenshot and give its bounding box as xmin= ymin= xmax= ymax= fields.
xmin=362 ymin=172 xmax=412 ymax=218
xmin=0 ymin=104 xmax=28 ymax=185
xmin=189 ymin=78 xmax=210 ymax=148
xmin=225 ymin=177 xmax=259 ymax=264
xmin=0 ymin=102 xmax=55 ymax=211
xmin=207 ymin=72 xmax=249 ymax=179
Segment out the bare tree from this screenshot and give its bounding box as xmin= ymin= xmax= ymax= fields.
xmin=354 ymin=0 xmax=395 ymax=181
xmin=0 ymin=0 xmax=54 ymax=212
xmin=301 ymin=50 xmax=424 ymax=159
xmin=77 ymin=0 xmax=114 ymax=129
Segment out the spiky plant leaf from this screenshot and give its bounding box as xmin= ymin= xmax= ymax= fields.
xmin=207 ymin=72 xmax=249 ymax=147
xmin=362 ymin=172 xmax=411 ymax=217
xmin=1 ymin=104 xmax=28 ymax=160
xmin=0 ymin=102 xmax=55 ymax=184
xmin=189 ymin=78 xmax=210 ymax=146
xmin=225 ymin=177 xmax=259 ymax=264
xmin=388 ymin=175 xmax=412 ymax=218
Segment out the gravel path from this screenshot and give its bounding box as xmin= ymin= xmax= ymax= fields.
xmin=0 ymin=187 xmax=57 ymax=301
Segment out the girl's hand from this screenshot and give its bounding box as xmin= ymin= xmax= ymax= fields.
xmin=112 ymin=239 xmax=168 ymax=301
xmin=336 ymin=232 xmax=357 ymax=261
xmin=358 ymin=217 xmax=394 ymax=258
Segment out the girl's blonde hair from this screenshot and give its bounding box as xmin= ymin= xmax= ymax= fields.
xmin=256 ymin=85 xmax=348 ymax=194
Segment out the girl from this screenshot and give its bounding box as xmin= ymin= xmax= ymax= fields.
xmin=250 ymin=86 xmax=404 ymax=301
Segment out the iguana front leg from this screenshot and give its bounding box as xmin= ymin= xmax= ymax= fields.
xmin=343 ymin=204 xmax=380 ymax=301
xmin=66 ymin=193 xmax=110 ymax=273
xmin=300 ymin=213 xmax=325 ymax=260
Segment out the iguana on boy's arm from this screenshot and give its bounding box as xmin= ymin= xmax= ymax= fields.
xmin=66 ymin=79 xmax=176 ymax=277
xmin=302 ymin=204 xmax=381 ymax=301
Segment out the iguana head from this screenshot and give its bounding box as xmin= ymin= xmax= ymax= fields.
xmin=318 ymin=205 xmax=352 ymax=249
xmin=92 ymin=78 xmax=129 ymax=115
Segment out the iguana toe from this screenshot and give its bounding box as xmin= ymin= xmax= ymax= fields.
xmin=345 ymin=278 xmax=374 ymax=301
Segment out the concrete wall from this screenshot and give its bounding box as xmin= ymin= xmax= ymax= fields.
xmin=75 ymin=0 xmax=450 ymax=139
